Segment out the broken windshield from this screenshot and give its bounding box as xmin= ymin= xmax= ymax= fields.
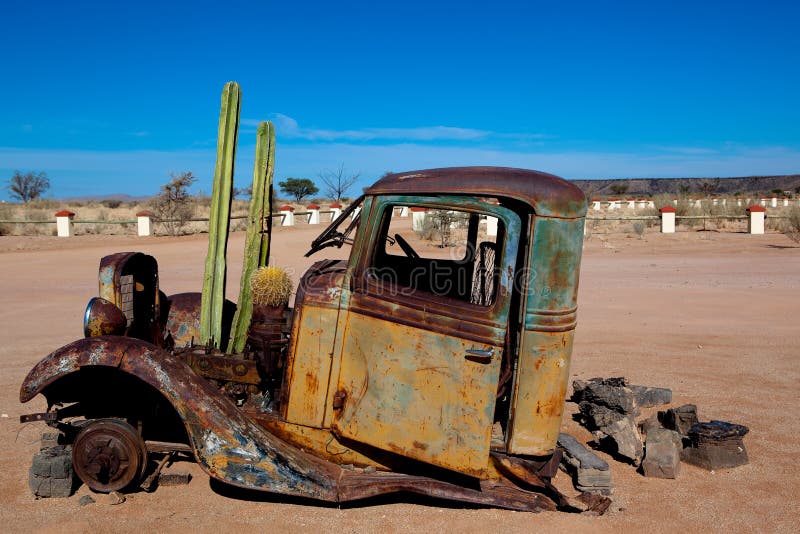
xmin=305 ymin=196 xmax=364 ymax=257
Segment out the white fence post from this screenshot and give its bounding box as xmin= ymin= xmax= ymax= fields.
xmin=329 ymin=203 xmax=342 ymax=221
xmin=54 ymin=210 xmax=75 ymax=237
xmin=279 ymin=205 xmax=295 ymax=226
xmin=306 ymin=204 xmax=320 ymax=225
xmin=411 ymin=207 xmax=427 ymax=231
xmin=136 ymin=210 xmax=154 ymax=236
xmin=486 ymin=216 xmax=498 ymax=237
xmin=659 ymin=206 xmax=676 ymax=233
xmin=746 ymin=206 xmax=766 ymax=234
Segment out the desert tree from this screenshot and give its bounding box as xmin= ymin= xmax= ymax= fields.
xmin=696 ymin=178 xmax=720 ymax=196
xmin=278 ymin=178 xmax=318 ymax=203
xmin=151 ymin=171 xmax=196 ymax=235
xmin=609 ymin=182 xmax=629 ymax=196
xmin=233 ymin=186 xmax=252 ymax=199
xmin=7 ymin=170 xmax=50 ymax=203
xmin=319 ymin=164 xmax=360 ymax=203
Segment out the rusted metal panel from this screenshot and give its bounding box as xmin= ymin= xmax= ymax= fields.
xmin=163 ymin=292 xmax=236 ymax=349
xmin=507 ymin=217 xmax=585 ymax=455
xmin=98 ymin=252 xmax=138 ymax=305
xmin=336 ymin=470 xmax=561 ymax=513
xmin=507 ymin=330 xmax=574 ymax=454
xmin=348 ymin=281 xmax=507 ymax=345
xmin=181 ymin=349 xmax=261 ymax=385
xmin=20 ymin=336 xmax=341 ymax=500
xmin=328 ymin=196 xmax=522 ymax=476
xmin=163 ymin=292 xmax=202 ymax=347
xmin=284 ymin=304 xmax=339 ymax=427
xmin=20 ymin=336 xmax=579 ymax=512
xmin=282 ymin=261 xmax=346 ymax=426
xmin=366 ymin=167 xmax=587 ymax=219
xmin=332 ymin=309 xmax=502 ymax=477
xmin=98 ymin=252 xmax=159 ymax=311
xmin=251 ymin=413 xmax=394 ymax=470
xmin=97 ymin=252 xmax=162 ymax=344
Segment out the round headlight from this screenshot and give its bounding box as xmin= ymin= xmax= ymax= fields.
xmin=84 ymin=297 xmax=127 ymax=338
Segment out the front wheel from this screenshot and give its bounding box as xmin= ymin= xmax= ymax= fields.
xmin=72 ymin=418 xmax=148 ymax=492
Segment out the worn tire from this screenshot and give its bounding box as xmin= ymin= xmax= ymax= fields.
xmin=29 ymin=445 xmax=75 ymax=498
xmin=72 ymin=418 xmax=148 ymax=493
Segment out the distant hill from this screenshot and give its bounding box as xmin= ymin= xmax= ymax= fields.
xmin=570 ymin=175 xmax=800 ymax=197
xmin=58 ymin=193 xmax=153 ymax=202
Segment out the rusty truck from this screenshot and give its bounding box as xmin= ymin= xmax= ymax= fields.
xmin=20 ymin=166 xmax=590 ymax=512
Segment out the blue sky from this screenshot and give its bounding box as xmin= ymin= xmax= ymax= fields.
xmin=1 ymin=0 xmax=798 ymax=199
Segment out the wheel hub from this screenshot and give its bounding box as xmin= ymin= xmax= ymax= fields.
xmin=72 ymin=419 xmax=146 ymax=492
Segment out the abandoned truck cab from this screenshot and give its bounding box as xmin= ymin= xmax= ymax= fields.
xmin=21 ymin=166 xmax=589 ymax=512
xmin=287 ymin=167 xmax=587 ymax=472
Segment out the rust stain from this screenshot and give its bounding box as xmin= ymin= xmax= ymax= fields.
xmin=305 ymin=371 xmax=319 ymax=396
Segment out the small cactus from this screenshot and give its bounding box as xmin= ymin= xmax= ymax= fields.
xmin=250 ymin=267 xmax=293 ymax=307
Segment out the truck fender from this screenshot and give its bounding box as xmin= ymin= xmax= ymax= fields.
xmin=19 ymin=336 xmax=338 ymax=500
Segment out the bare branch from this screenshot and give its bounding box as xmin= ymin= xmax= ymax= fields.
xmin=319 ymin=163 xmax=360 ymax=203
xmin=6 ymin=170 xmax=50 ymax=203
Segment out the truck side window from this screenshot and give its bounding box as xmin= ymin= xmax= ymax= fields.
xmin=369 ymin=205 xmax=503 ymax=307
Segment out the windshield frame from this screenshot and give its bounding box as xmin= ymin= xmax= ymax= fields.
xmin=306 ymin=195 xmax=365 ymax=256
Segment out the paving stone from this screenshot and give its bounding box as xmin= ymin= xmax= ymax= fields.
xmin=558 ymin=433 xmax=613 ymax=495
xmin=638 ymin=413 xmax=662 ymax=440
xmin=660 ymin=404 xmax=699 ymax=436
xmin=579 ymin=403 xmax=644 ymax=465
xmin=630 ymin=385 xmax=672 ymax=408
xmin=29 ymin=446 xmax=74 ymax=498
xmin=642 ymin=428 xmax=682 ymax=478
xmin=40 ymin=432 xmax=62 ymax=449
xmin=573 ymin=378 xmax=638 ymax=416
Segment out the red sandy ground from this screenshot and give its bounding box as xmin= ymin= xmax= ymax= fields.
xmin=0 ymin=227 xmax=798 ymax=533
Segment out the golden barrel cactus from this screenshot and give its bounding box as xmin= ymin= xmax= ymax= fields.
xmin=250 ymin=266 xmax=293 ymax=307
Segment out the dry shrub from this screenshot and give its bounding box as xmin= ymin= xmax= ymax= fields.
xmin=632 ymin=221 xmax=645 ymax=238
xmin=785 ymin=207 xmax=800 ymax=243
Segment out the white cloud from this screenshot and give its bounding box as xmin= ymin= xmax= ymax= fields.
xmin=649 ymin=145 xmax=719 ymax=155
xmin=243 ymin=114 xmax=493 ymax=142
xmin=274 ymin=143 xmax=800 ymax=182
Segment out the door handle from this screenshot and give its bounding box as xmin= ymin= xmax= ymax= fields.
xmin=465 ymin=348 xmax=495 ymax=363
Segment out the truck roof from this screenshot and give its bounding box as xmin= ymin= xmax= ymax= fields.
xmin=366 ymin=166 xmax=587 ymax=218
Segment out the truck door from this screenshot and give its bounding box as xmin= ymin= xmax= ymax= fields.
xmin=331 ymin=197 xmax=521 ymax=477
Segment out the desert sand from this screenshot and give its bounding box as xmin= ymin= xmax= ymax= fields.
xmin=1 ymin=226 xmax=798 ymax=533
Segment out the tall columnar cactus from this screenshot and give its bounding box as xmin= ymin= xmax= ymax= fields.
xmin=228 ymin=121 xmax=276 ymax=353
xmin=200 ymin=81 xmax=240 ymax=347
